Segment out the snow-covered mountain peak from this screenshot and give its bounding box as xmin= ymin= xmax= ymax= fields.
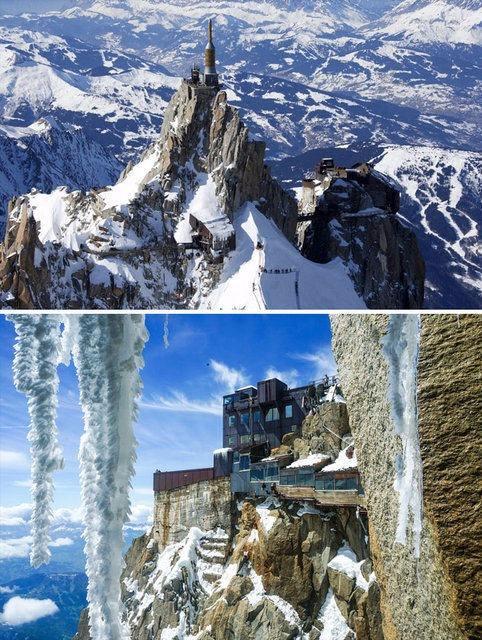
xmin=368 ymin=0 xmax=482 ymax=44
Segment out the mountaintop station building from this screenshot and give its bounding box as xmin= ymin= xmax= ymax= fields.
xmin=299 ymin=157 xmax=400 ymax=219
xmin=178 ymin=19 xmax=236 ymax=261
xmin=153 ymin=375 xmax=365 ymax=508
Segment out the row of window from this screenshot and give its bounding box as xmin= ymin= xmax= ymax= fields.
xmin=316 ymin=477 xmax=359 ymax=492
xmin=226 ymin=433 xmax=265 ymax=447
xmin=246 ymin=465 xmax=361 ymax=493
xmin=227 ymin=404 xmax=293 ymax=427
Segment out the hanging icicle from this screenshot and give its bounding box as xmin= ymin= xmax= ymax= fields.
xmin=9 ymin=314 xmax=64 ymax=568
xmin=72 ymin=315 xmax=148 ymax=640
xmin=9 ymin=313 xmax=148 ymax=639
xmin=382 ymin=314 xmax=423 ymax=558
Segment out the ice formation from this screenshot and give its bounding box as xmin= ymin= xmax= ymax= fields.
xmin=9 ymin=314 xmax=64 ymax=568
xmin=9 ymin=314 xmax=148 ymax=640
xmin=382 ymin=314 xmax=423 ymax=558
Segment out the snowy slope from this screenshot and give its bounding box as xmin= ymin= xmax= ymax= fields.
xmin=201 ymin=203 xmax=364 ymax=310
xmin=374 ymin=145 xmax=482 ymax=308
xmin=0 ymin=116 xmax=121 ymax=235
xmin=0 ymin=31 xmax=179 ymax=161
xmin=367 ymin=0 xmax=482 ymax=45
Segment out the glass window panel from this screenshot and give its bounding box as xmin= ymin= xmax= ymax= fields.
xmin=253 ymin=410 xmax=261 ymax=424
xmin=228 ymin=415 xmax=236 ymax=427
xmin=228 ymin=435 xmax=236 ymax=446
xmin=265 ymin=466 xmax=279 ymax=480
xmin=240 ymin=435 xmax=251 ymax=445
xmin=239 ymin=455 xmax=250 ymax=471
xmin=335 ymin=478 xmax=348 ymax=490
xmin=297 ymin=471 xmax=314 ymax=486
xmin=345 ymin=477 xmax=358 ymax=491
xmin=241 ymin=413 xmax=250 ymax=427
xmin=285 ymin=404 xmax=293 ymax=418
xmin=250 ymin=468 xmax=264 ymax=482
xmin=266 ymin=407 xmax=280 ymax=422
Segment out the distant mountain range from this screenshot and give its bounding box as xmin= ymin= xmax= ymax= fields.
xmin=0 ymin=0 xmax=480 ymax=307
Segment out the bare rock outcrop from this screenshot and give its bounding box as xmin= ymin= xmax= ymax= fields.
xmin=299 ymin=172 xmax=425 ymax=309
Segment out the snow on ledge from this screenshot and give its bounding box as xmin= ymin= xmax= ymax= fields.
xmin=286 ymin=453 xmax=331 ymax=469
xmin=320 ymin=446 xmax=357 ymax=473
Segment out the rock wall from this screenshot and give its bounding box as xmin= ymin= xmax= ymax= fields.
xmin=330 ymin=314 xmax=480 ymax=640
xmin=74 ymin=496 xmax=382 ymax=640
xmin=153 ymin=476 xmax=234 ymax=548
xmin=300 ymin=210 xmax=424 ymax=310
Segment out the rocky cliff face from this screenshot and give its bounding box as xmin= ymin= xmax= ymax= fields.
xmin=330 ymin=314 xmax=481 ymax=640
xmin=0 ymin=82 xmax=297 ymax=310
xmin=74 ymin=498 xmax=382 ymax=640
xmin=298 ymin=175 xmax=425 ymax=309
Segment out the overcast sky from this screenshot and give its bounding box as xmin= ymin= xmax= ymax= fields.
xmin=0 ymin=313 xmax=335 ymax=511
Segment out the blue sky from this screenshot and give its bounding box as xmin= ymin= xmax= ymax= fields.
xmin=0 ymin=314 xmax=335 ymax=514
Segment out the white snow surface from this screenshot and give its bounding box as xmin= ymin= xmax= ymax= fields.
xmin=286 ymin=453 xmax=331 ymax=469
xmin=368 ymin=0 xmax=482 ymax=45
xmin=255 ymin=497 xmax=281 ymax=534
xmin=317 ymin=589 xmax=351 ymax=640
xmin=200 ymin=203 xmax=365 ymax=310
xmin=320 ymin=446 xmax=358 ymax=473
xmin=327 ymin=542 xmax=370 ymax=591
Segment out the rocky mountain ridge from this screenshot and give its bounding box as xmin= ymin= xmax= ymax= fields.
xmin=0 ymin=81 xmax=423 ymax=310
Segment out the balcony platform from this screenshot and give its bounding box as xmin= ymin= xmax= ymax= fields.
xmin=275 ymin=485 xmax=366 ymax=509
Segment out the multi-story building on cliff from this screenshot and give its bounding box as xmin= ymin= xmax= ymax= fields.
xmin=221 ymin=377 xmax=333 ymax=450
xmin=152 ymin=374 xmax=364 ymax=499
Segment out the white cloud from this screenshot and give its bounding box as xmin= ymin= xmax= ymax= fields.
xmin=129 ymin=503 xmax=153 ymax=525
xmin=0 ymin=534 xmax=75 ymax=559
xmin=0 ymin=536 xmax=32 ymax=560
xmin=291 ymin=346 xmax=337 ymax=379
xmin=0 ymin=596 xmax=59 ymax=626
xmin=0 ymin=503 xmax=31 ymax=526
xmin=0 ymin=587 xmax=15 ymax=594
xmin=49 ymin=537 xmax=74 ymax=547
xmin=0 ymin=503 xmax=84 ymax=528
xmin=0 ymin=501 xmax=150 ymax=532
xmin=265 ymin=367 xmax=300 ymax=389
xmin=141 ymin=392 xmax=221 ymax=416
xmin=210 ymin=360 xmax=247 ymax=391
xmin=0 ymin=451 xmax=29 ymax=470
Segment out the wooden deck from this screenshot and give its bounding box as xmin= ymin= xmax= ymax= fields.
xmin=275 ymin=485 xmax=367 ymax=509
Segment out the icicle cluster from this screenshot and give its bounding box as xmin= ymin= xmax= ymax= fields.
xmin=9 ymin=314 xmax=64 ymax=568
xmin=71 ymin=315 xmax=148 ymax=640
xmin=382 ymin=314 xmax=423 ymax=558
xmin=9 ymin=313 xmax=148 ymax=640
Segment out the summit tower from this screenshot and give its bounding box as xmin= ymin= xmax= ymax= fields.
xmin=203 ymin=19 xmax=219 ymax=87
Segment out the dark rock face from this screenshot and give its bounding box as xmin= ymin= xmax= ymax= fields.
xmin=299 ymin=173 xmax=425 ymax=309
